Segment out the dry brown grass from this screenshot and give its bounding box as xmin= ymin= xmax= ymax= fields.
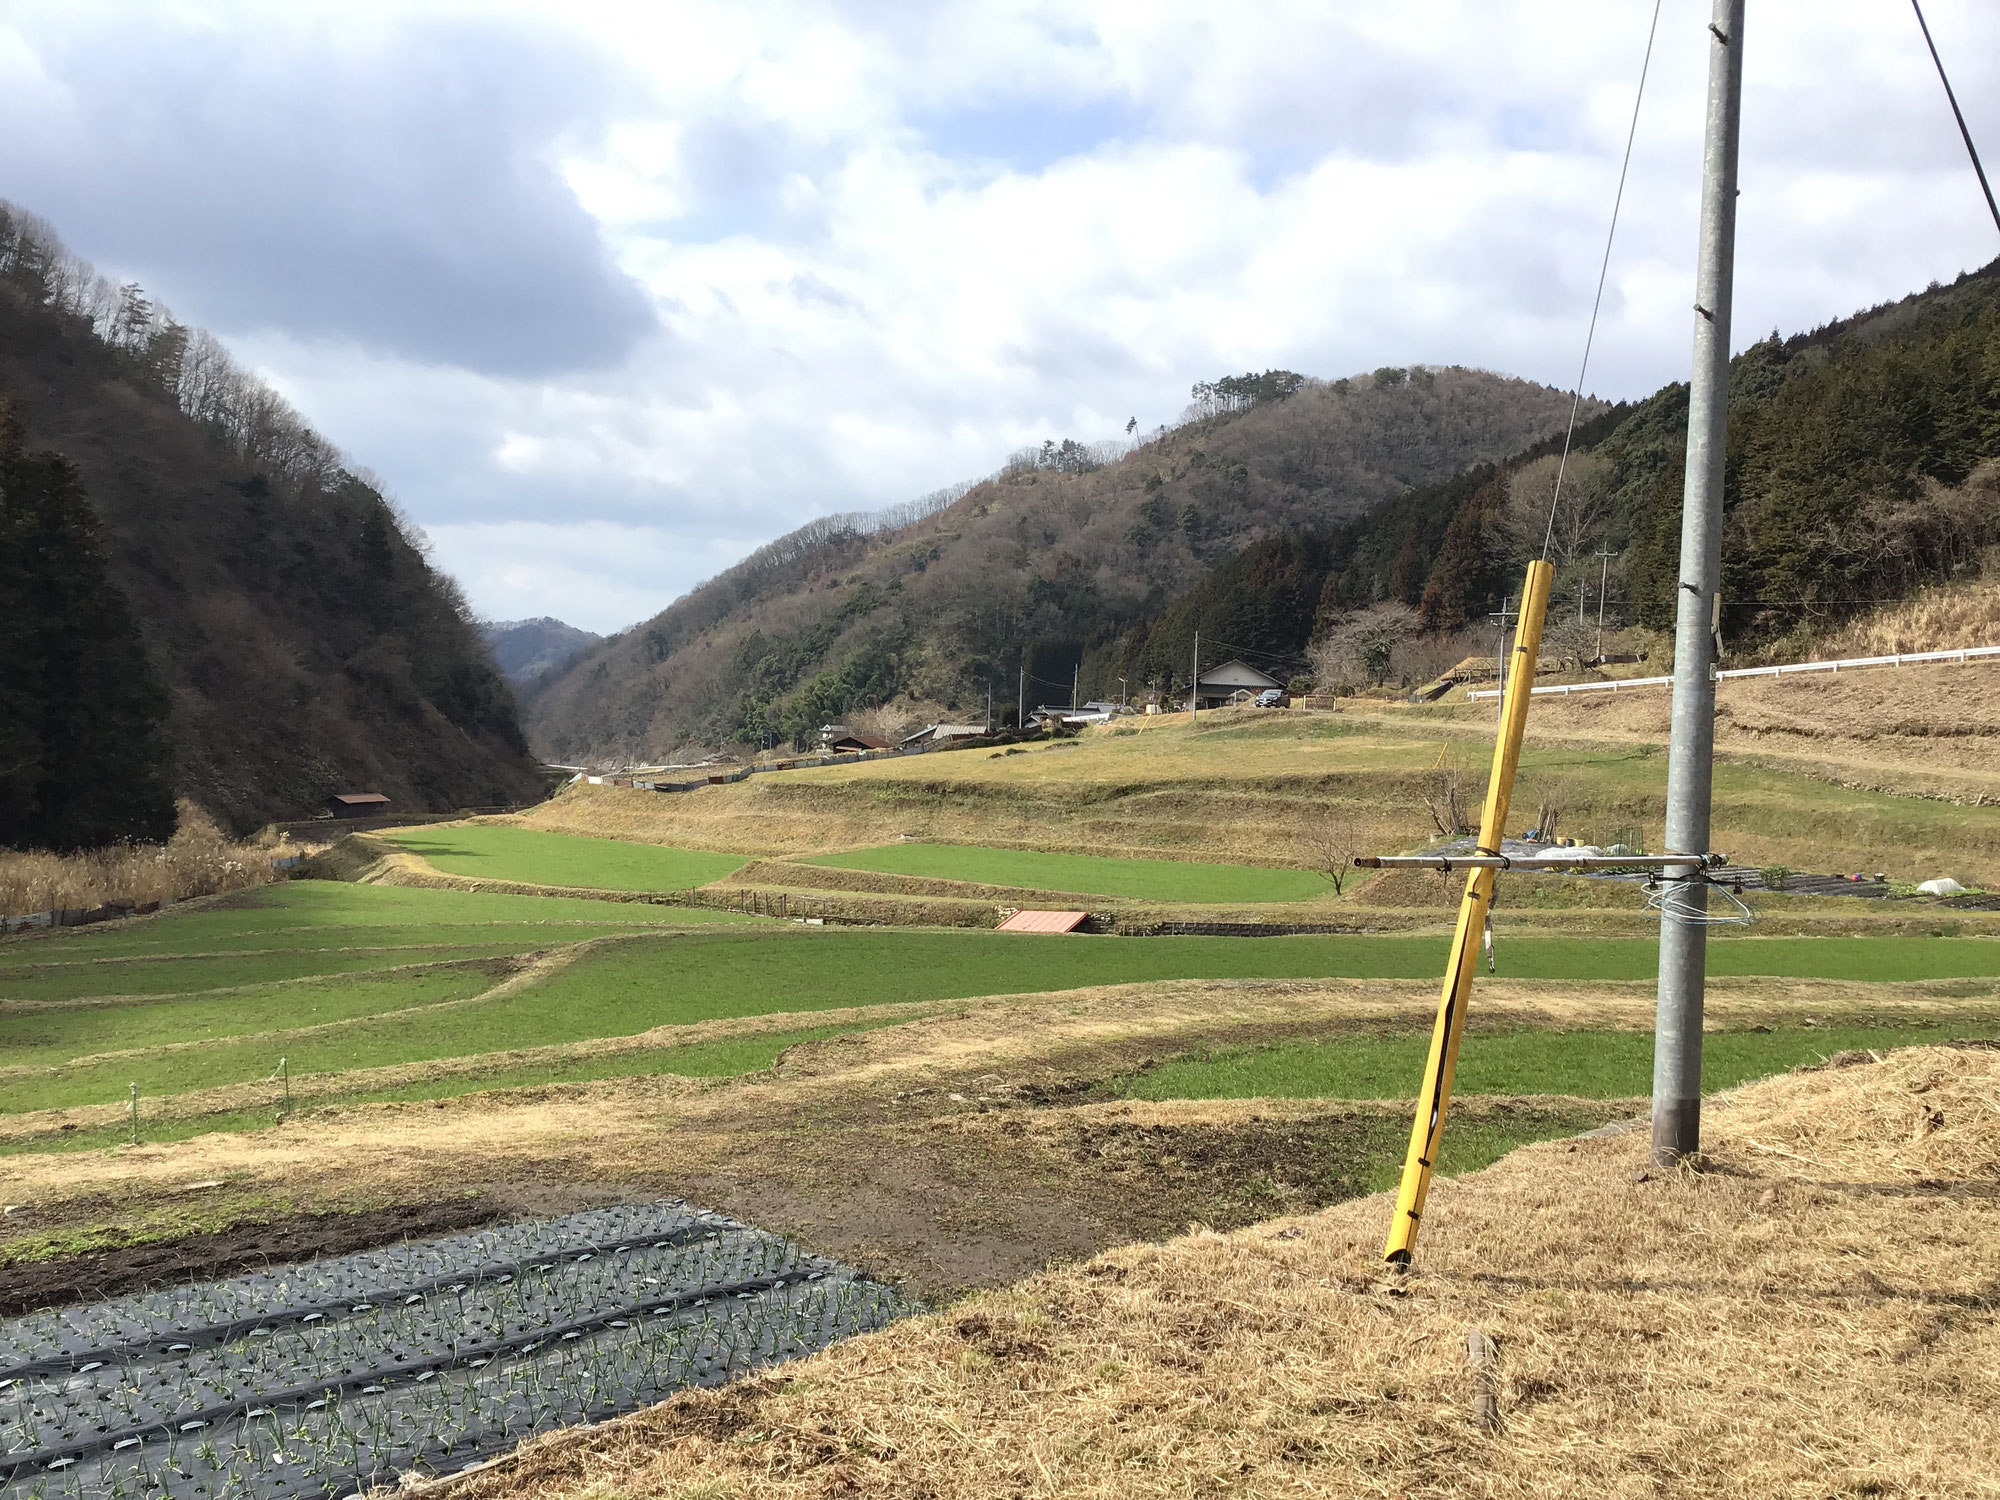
xmin=0 ymin=802 xmax=300 ymax=916
xmin=1812 ymin=572 xmax=2000 ymax=658
xmin=429 ymin=1044 xmax=2000 ymax=1500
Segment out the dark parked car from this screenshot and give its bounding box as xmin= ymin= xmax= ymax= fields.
xmin=1253 ymin=688 xmax=1285 ymax=707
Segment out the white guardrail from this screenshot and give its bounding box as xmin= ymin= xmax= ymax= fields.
xmin=1467 ymin=644 xmax=2000 ymax=701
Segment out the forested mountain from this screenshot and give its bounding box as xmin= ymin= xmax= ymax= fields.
xmin=1117 ymin=257 xmax=2000 ymax=690
xmin=0 ymin=398 xmax=176 ymax=849
xmin=524 ymin=367 xmax=1591 ymax=761
xmin=0 ymin=202 xmax=544 ymax=837
xmin=480 ymin=617 xmax=604 ymax=688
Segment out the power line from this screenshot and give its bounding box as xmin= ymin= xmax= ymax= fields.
xmin=1190 ymin=637 xmax=1301 ymax=666
xmin=1541 ymin=0 xmax=1664 ymax=562
xmin=1911 ymin=0 xmax=2000 ymax=240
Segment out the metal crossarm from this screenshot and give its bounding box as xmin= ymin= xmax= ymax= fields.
xmin=1357 ymin=853 xmax=1720 ymax=871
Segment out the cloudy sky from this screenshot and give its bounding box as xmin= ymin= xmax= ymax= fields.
xmin=3 ymin=1 xmax=1997 ymax=633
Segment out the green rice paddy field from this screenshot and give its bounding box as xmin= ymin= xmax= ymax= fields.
xmin=3 ymin=866 xmax=1995 ymax=1154
xmin=382 ymin=825 xmax=750 ymax=891
xmin=800 ymin=843 xmax=1337 ymax=902
xmin=1125 ymin=1024 xmax=1981 ymax=1103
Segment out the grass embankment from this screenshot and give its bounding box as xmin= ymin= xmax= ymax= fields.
xmin=380 ymin=825 xmax=751 ymax=891
xmin=515 ymin=684 xmax=2000 ymax=886
xmin=800 ymin=843 xmax=1335 ymax=903
xmin=1128 ymin=1022 xmax=1983 ymax=1102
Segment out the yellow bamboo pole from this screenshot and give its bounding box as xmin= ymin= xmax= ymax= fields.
xmin=1384 ymin=558 xmax=1554 ymax=1266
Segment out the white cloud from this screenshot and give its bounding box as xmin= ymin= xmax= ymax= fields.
xmin=3 ymin=0 xmax=1997 ymax=634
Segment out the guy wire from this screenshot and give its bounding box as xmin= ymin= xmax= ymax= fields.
xmin=1541 ymin=0 xmax=1664 ymax=563
xmin=1910 ymin=0 xmax=2000 ymax=241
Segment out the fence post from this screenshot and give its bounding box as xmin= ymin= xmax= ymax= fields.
xmin=128 ymin=1083 xmax=139 ymax=1146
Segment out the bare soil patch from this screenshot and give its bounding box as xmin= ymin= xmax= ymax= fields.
xmin=0 ymin=1197 xmax=502 ymax=1317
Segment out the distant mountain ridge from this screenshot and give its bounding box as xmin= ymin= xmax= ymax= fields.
xmin=1050 ymin=257 xmax=2000 ymax=696
xmin=481 ymin=617 xmax=603 ymax=687
xmin=523 ymin=365 xmax=1593 ymax=762
xmin=0 ymin=200 xmax=544 ymax=835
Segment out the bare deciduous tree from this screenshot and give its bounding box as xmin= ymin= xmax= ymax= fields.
xmin=1299 ymin=809 xmax=1375 ymax=895
xmin=1418 ymin=750 xmax=1475 ymax=838
xmin=1311 ymin=603 xmax=1420 ymax=692
xmin=1498 ymin=452 xmax=1612 ymax=573
xmin=1524 ymin=773 xmax=1579 ymax=843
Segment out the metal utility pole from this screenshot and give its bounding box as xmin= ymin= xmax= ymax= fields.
xmin=1072 ymin=664 xmax=1080 ymax=710
xmin=1488 ymin=598 xmax=1515 ymax=724
xmin=1118 ymin=677 xmax=1127 ymax=708
xmin=1654 ymin=0 xmax=1743 ymax=1167
xmin=1191 ymin=630 xmax=1200 ymax=723
xmin=986 ymin=684 xmax=993 ymax=735
xmin=1017 ymin=664 xmax=1025 ymax=731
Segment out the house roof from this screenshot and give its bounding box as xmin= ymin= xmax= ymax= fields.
xmin=996 ymin=909 xmax=1089 ymax=933
xmin=900 ymin=723 xmax=987 ymax=744
xmin=328 ymin=792 xmax=391 ymax=806
xmin=1195 ymin=658 xmax=1283 ymax=690
xmin=829 ymin=733 xmax=889 ymax=750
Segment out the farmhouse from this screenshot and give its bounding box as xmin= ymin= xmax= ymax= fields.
xmin=1191 ymin=658 xmax=1282 ymax=709
xmin=325 ymin=791 xmax=390 ymax=817
xmin=825 ymin=732 xmax=890 ymax=754
xmin=1027 ymin=706 xmax=1113 ymax=729
xmin=899 ymin=723 xmax=988 ymax=747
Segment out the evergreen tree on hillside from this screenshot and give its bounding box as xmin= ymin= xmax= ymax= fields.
xmin=0 ymin=397 xmax=176 ymax=850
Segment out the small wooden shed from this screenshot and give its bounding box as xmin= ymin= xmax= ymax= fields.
xmin=326 ymin=792 xmax=391 ymax=818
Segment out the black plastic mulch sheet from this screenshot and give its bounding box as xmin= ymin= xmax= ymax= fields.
xmin=0 ymin=1201 xmax=913 ymax=1500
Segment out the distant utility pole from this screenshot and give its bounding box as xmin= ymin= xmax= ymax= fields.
xmin=1595 ymin=548 xmax=1617 ymax=661
xmin=1017 ymin=664 xmax=1025 ymax=731
xmin=986 ymin=684 xmax=993 ymax=735
xmin=1655 ymin=0 xmax=1744 ymax=1168
xmin=1488 ymin=597 xmax=1516 ymax=725
xmin=1118 ymin=676 xmax=1127 ymax=709
xmin=1191 ymin=630 xmax=1200 ymax=723
xmin=1072 ymin=663 xmax=1080 ymax=710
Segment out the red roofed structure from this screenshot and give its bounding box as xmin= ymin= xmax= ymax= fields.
xmin=995 ymin=909 xmax=1088 ymax=934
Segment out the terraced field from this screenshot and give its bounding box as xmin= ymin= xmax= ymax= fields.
xmin=5 ymin=867 xmax=1996 ymax=1159
xmin=5 ymin=820 xmax=1998 ymax=1500
xmin=380 ymin=826 xmax=750 ymax=891
xmin=799 ymin=843 xmax=1336 ymax=902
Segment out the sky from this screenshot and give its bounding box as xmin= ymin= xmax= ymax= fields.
xmin=2 ymin=1 xmax=1997 ymax=634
